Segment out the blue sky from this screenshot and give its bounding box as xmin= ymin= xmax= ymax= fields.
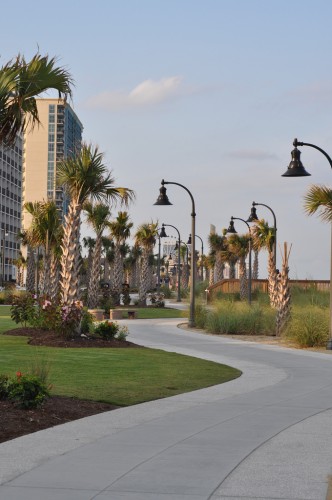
xmin=2 ymin=0 xmax=332 ymax=278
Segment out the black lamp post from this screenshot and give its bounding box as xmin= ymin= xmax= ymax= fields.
xmin=227 ymin=216 xmax=252 ymax=305
xmin=283 ymin=138 xmax=332 ymax=349
xmin=247 ymin=201 xmax=277 ymax=266
xmin=157 ymin=225 xmax=168 ymax=291
xmin=162 ymin=223 xmax=182 ymax=302
xmin=154 ymin=179 xmax=196 ymax=327
xmin=188 ymin=233 xmax=204 ymax=280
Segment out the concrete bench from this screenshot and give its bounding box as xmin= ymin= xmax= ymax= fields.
xmin=109 ymin=309 xmax=138 ymax=320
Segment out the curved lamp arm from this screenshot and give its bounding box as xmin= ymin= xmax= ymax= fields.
xmin=293 ymin=138 xmax=332 ymax=169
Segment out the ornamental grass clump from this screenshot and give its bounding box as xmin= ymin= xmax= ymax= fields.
xmin=284 ymin=306 xmax=329 ymax=347
xmin=196 ymin=301 xmax=275 ymax=335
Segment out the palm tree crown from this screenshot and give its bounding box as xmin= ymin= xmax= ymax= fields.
xmin=0 ymin=53 xmax=73 ymax=144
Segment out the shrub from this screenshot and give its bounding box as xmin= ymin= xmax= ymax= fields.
xmin=94 ymin=320 xmax=119 ymax=340
xmin=116 ymin=324 xmax=129 ymax=341
xmin=0 ymin=374 xmax=10 ymax=400
xmin=8 ymin=372 xmax=50 ymax=409
xmin=159 ymin=285 xmax=173 ymax=299
xmin=148 ymin=292 xmax=165 ymax=307
xmin=80 ymin=308 xmax=95 ymax=334
xmin=10 ymin=293 xmax=37 ymax=327
xmin=284 ymin=307 xmax=329 ymax=347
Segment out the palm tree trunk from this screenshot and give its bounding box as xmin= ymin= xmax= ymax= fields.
xmin=111 ymin=246 xmax=122 ymax=305
xmin=229 ymin=262 xmax=235 ymax=279
xmin=239 ymin=257 xmax=248 ymax=300
xmin=60 ymin=203 xmax=82 ymax=305
xmin=26 ymin=247 xmax=36 ymax=293
xmin=42 ymin=252 xmax=52 ymax=297
xmin=214 ymin=253 xmax=224 ymax=282
xmin=87 ymin=232 xmax=102 ymax=309
xmin=268 ymin=251 xmax=278 ymax=308
xmin=252 ymin=250 xmax=259 ymax=280
xmin=138 ymin=249 xmax=150 ymax=306
xmin=276 ymin=243 xmax=292 ymax=336
xmin=49 ymin=254 xmax=60 ymax=301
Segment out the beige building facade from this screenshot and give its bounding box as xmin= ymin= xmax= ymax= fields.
xmin=22 ymin=98 xmax=83 ymax=230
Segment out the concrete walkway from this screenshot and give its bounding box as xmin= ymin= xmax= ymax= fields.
xmin=1 ymin=318 xmax=332 ymax=499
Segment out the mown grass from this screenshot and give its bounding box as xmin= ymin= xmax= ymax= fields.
xmin=0 ymin=305 xmax=241 ymax=406
xmin=121 ymin=307 xmax=186 ymax=319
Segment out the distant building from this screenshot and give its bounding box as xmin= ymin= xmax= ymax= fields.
xmin=0 ymin=136 xmax=23 ymax=282
xmin=22 ymin=98 xmax=83 ymax=229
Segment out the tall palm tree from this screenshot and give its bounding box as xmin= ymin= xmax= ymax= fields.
xmin=0 ymin=53 xmax=72 ymax=145
xmin=251 ymin=219 xmax=277 ymax=307
xmin=109 ymin=211 xmax=133 ymax=305
xmin=24 ymin=200 xmax=63 ymax=298
xmin=84 ymin=202 xmax=112 ymax=309
xmin=228 ymin=233 xmax=250 ymax=300
xmin=56 ymin=143 xmax=134 ymax=305
xmin=134 ymin=222 xmax=159 ymax=306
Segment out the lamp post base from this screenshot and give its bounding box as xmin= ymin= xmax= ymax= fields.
xmin=326 ymin=339 xmax=332 ymax=350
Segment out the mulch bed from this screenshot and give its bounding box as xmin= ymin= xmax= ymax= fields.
xmin=0 ymin=326 xmax=141 ymax=444
xmin=5 ymin=327 xmax=141 ymax=348
xmin=0 ymin=396 xmax=119 ymax=444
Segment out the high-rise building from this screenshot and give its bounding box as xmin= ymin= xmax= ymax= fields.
xmin=0 ymin=136 xmax=23 ymax=283
xmin=22 ymin=98 xmax=83 ymax=229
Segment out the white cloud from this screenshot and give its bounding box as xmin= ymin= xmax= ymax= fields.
xmin=86 ymin=76 xmax=184 ymax=110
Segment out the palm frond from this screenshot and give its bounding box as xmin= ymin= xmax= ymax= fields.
xmin=304 ymin=184 xmax=332 ymax=223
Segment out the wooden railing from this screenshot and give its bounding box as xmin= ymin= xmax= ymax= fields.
xmin=207 ymin=278 xmax=330 ymax=301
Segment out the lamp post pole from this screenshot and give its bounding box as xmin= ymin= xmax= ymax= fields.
xmin=156 ymin=225 xmax=168 ymax=291
xmin=282 ymin=138 xmax=332 ymax=349
xmin=162 ymin=223 xmax=181 ymax=302
xmin=188 ymin=234 xmax=204 ymax=280
xmin=227 ymin=216 xmax=252 ymax=305
xmin=154 ymin=179 xmax=196 ymax=327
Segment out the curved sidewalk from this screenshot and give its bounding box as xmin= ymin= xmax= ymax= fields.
xmin=1 ymin=318 xmax=332 ymax=499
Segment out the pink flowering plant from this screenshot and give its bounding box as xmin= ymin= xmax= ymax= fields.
xmin=11 ymin=293 xmax=86 ymax=337
xmin=60 ymin=300 xmax=84 ymax=337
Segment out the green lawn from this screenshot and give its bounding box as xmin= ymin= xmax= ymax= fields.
xmin=0 ymin=306 xmax=241 ymax=406
xmin=120 ymin=307 xmax=187 ymax=319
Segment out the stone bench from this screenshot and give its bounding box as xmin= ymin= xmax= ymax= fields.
xmin=109 ymin=309 xmax=138 ymax=320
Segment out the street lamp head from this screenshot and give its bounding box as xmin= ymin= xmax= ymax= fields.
xmin=227 ymin=218 xmax=237 ymax=234
xmin=159 ymin=225 xmax=168 ymax=238
xmin=154 ymin=182 xmax=172 ymax=205
xmin=282 ymin=141 xmax=311 ymax=177
xmin=247 ymin=205 xmax=259 ymax=222
xmin=187 ymin=234 xmax=192 ymax=245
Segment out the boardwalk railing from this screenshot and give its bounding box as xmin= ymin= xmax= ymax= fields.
xmin=207 ymin=278 xmax=330 ymax=301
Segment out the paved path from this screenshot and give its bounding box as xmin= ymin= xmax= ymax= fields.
xmin=1 ymin=318 xmax=332 ymax=499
